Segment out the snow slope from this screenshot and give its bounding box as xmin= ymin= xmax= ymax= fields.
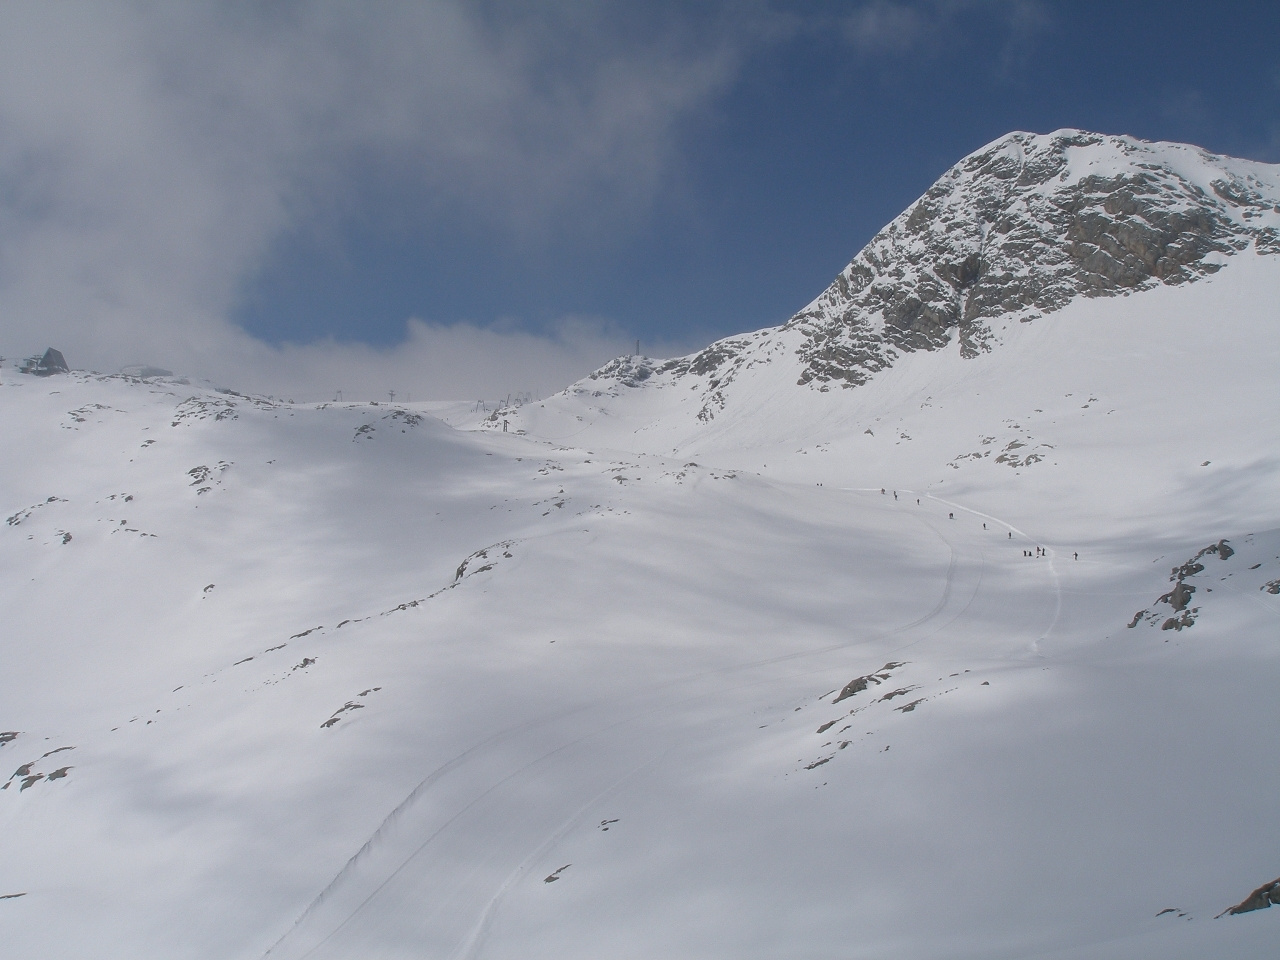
xmin=3 ymin=131 xmax=1280 ymax=959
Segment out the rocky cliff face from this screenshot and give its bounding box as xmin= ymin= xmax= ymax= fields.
xmin=788 ymin=130 xmax=1279 ymax=388
xmin=569 ymin=130 xmax=1280 ymax=418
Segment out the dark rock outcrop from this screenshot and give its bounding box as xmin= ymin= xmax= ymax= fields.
xmin=832 ymin=662 xmax=904 ymax=704
xmin=1218 ymin=876 xmax=1280 ymax=916
xmin=1130 ymin=539 xmax=1235 ymax=631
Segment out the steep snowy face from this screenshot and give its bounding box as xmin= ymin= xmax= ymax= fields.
xmin=558 ymin=130 xmax=1279 ymax=410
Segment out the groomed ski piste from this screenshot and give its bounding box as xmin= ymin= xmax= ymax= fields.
xmin=2 ymin=131 xmax=1279 ymax=958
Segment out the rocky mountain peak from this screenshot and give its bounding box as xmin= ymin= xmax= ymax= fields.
xmin=786 ymin=129 xmax=1280 ymax=388
xmin=571 ymin=131 xmax=1279 ymax=418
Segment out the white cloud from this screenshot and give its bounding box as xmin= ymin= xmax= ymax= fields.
xmin=0 ymin=1 xmax=759 ymax=396
xmin=197 ymin=314 xmax=665 ymax=403
xmin=843 ymin=2 xmax=926 ymax=53
xmin=0 ymin=1 xmax=1059 ymax=399
xmin=842 ymin=0 xmax=1052 ymax=61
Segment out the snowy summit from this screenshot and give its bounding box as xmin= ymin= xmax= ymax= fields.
xmin=506 ymin=130 xmax=1279 ymax=447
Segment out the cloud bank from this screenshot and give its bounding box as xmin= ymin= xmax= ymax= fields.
xmin=209 ymin=315 xmax=663 ymax=404
xmin=0 ymin=1 xmax=762 ymax=398
xmin=0 ymin=1 xmax=1050 ymax=400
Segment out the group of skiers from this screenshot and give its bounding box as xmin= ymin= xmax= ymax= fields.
xmin=877 ymin=486 xmax=1079 ymax=560
xmin=1021 ymin=545 xmax=1079 ymax=560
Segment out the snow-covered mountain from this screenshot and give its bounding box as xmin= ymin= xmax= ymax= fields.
xmin=502 ymin=130 xmax=1279 ymax=457
xmin=2 ymin=130 xmax=1280 ymax=960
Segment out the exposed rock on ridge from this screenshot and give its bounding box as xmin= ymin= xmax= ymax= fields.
xmin=787 ymin=130 xmax=1278 ymax=388
xmin=561 ymin=130 xmax=1280 ymax=421
xmin=1218 ymin=876 xmax=1280 ymax=916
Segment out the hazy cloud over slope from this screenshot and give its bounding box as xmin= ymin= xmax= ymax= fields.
xmin=0 ymin=1 xmax=759 ymax=397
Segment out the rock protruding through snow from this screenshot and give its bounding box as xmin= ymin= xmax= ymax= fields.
xmin=1218 ymin=876 xmax=1280 ymax=916
xmin=832 ymin=662 xmax=904 ymax=704
xmin=1128 ymin=539 xmax=1236 ymax=632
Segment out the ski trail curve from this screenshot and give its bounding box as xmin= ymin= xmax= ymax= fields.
xmin=451 ymin=752 xmax=669 ymax=960
xmin=917 ymin=490 xmax=1062 ymax=655
xmin=263 ymin=487 xmax=969 ymax=960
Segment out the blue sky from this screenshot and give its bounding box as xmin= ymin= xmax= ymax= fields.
xmin=235 ymin=0 xmax=1280 ymax=350
xmin=2 ymin=1 xmax=1278 ymax=399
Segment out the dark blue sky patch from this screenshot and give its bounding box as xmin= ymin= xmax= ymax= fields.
xmin=232 ymin=0 xmax=1280 ymax=354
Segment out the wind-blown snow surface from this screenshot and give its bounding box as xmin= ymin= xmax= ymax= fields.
xmin=4 ymin=140 xmax=1280 ymax=959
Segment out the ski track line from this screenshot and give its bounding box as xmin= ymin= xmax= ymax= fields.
xmin=914 ymin=490 xmax=1063 ymax=656
xmin=438 ymin=520 xmax=984 ymax=960
xmin=272 ymin=547 xmax=964 ymax=956
xmin=884 ymin=506 xmax=984 ymax=657
xmin=1197 ymin=575 xmax=1280 ymax=623
xmin=834 ymin=488 xmax=991 ymax=661
xmin=302 ymin=579 xmax=978 ymax=956
xmin=289 ymin=675 xmax=713 ymax=960
xmin=259 ymin=700 xmax=603 ymax=959
xmin=264 ymin=484 xmax=966 ymax=959
xmin=452 ymin=752 xmax=670 ymax=960
xmin=279 ymin=714 xmax=646 ymax=960
xmin=362 ymin=578 xmax=979 ymax=960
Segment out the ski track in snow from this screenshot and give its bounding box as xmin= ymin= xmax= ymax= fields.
xmin=451 ymin=752 xmax=670 ymax=960
xmin=265 ymin=487 xmax=1014 ymax=960
xmin=916 ymin=490 xmax=1063 ymax=655
xmin=7 ymin=367 xmax=1279 ymax=960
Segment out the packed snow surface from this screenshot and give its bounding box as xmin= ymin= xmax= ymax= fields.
xmin=2 ymin=131 xmax=1280 ymax=959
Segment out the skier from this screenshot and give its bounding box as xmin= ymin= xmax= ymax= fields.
xmin=949 ymin=512 xmax=954 ymax=519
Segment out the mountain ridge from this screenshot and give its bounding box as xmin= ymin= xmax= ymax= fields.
xmin=499 ymin=129 xmax=1279 ymax=438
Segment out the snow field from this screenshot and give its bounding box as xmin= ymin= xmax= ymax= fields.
xmin=2 ymin=352 xmax=1279 ymax=958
